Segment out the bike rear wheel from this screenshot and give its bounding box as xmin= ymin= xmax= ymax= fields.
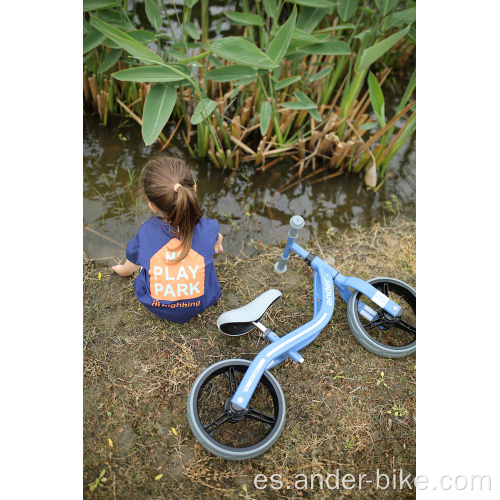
xmin=347 ymin=277 xmax=416 ymax=358
xmin=187 ymin=359 xmax=286 ymax=460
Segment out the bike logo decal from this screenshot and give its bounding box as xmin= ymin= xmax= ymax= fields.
xmin=324 ymin=274 xmax=333 ymax=306
xmin=242 ymin=358 xmax=266 ymax=392
xmin=372 ymin=290 xmax=389 ymax=308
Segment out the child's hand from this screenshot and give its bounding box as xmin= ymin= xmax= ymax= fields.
xmin=111 ymin=260 xmax=140 ymax=276
xmin=214 ymin=233 xmax=224 ymax=254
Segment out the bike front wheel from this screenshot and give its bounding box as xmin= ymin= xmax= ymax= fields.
xmin=347 ymin=277 xmax=416 ymax=358
xmin=187 ymin=359 xmax=286 ymax=460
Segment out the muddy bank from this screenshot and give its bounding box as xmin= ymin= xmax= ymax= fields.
xmin=83 ymin=218 xmax=416 ymax=499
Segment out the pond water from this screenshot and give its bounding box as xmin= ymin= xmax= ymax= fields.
xmin=83 ymin=113 xmax=415 ymax=262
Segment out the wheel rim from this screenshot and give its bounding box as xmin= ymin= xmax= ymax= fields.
xmin=355 ymin=279 xmax=416 ymax=349
xmin=192 ymin=362 xmax=283 ymax=453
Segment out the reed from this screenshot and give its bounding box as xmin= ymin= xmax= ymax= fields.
xmin=83 ymin=0 xmax=416 ymax=185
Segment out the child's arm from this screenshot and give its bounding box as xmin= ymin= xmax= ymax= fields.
xmin=214 ymin=233 xmax=224 ymax=254
xmin=111 ymin=259 xmax=140 ymax=276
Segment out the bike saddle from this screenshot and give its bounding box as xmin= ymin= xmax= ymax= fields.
xmin=217 ymin=289 xmax=282 ymax=336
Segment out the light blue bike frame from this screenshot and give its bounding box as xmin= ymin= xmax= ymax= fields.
xmin=229 ymin=218 xmax=403 ymax=411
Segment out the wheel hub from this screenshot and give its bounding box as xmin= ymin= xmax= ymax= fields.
xmin=224 ymin=398 xmax=247 ymax=422
xmin=382 ymin=310 xmax=399 ymax=323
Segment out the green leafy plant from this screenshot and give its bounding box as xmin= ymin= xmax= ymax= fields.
xmin=376 ymin=371 xmax=387 ymax=387
xmin=87 ymin=469 xmax=107 ymax=492
xmin=382 ymin=194 xmax=402 ymax=214
xmin=83 ymin=0 xmax=416 ymax=186
xmin=392 ymin=404 xmax=405 ymax=417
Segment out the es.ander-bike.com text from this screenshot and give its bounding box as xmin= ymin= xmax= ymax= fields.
xmin=253 ymin=470 xmax=492 ymax=492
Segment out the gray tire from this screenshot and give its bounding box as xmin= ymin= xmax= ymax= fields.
xmin=347 ymin=277 xmax=416 ymax=358
xmin=187 ymin=359 xmax=286 ymax=460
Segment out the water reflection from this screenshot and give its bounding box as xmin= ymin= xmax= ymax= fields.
xmin=83 ymin=115 xmax=415 ymax=262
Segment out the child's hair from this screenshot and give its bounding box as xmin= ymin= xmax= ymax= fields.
xmin=141 ymin=154 xmax=202 ymax=263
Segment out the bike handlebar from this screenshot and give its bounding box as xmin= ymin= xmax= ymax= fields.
xmin=274 ymin=215 xmax=305 ymax=273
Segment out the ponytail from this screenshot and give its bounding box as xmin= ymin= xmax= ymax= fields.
xmin=167 ymin=182 xmax=202 ymax=262
xmin=141 ymin=154 xmax=202 ymax=263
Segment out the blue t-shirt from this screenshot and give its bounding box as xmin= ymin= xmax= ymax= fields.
xmin=126 ymin=216 xmax=222 ymax=323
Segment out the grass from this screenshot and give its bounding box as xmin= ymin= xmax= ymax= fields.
xmin=83 ymin=218 xmax=416 ymax=499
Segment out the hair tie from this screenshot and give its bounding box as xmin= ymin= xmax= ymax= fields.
xmin=173 ymin=183 xmax=181 ymax=192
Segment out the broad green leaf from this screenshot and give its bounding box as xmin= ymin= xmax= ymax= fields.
xmin=293 ymin=90 xmax=322 ymax=121
xmin=293 ymin=91 xmax=308 ymax=101
xmin=93 ymin=8 xmax=135 ymax=31
xmin=90 ymin=15 xmax=164 ymax=65
xmin=235 ymin=76 xmax=258 ymax=86
xmin=313 ymin=23 xmax=356 ymax=33
xmin=337 ymin=0 xmax=358 ymax=21
xmin=260 ymin=101 xmax=272 ymax=135
xmin=142 ymin=84 xmax=177 ymax=145
xmin=103 ymin=30 xmax=156 ymax=49
xmin=208 ymin=37 xmax=278 ymax=69
xmin=83 ymin=0 xmax=120 ymax=12
xmin=287 ymin=0 xmax=336 ymax=7
xmin=299 ymin=40 xmax=350 ymax=55
xmin=268 ymin=6 xmax=297 ymax=65
xmin=356 ymin=26 xmax=410 ymax=72
xmin=270 ymin=25 xmax=326 ymax=43
xmin=185 ymin=0 xmax=199 ymax=7
xmin=297 ymin=7 xmax=328 ymax=33
xmin=171 ymin=42 xmax=202 ymax=49
xmin=97 ymin=49 xmax=122 ymax=74
xmin=386 ymin=7 xmax=416 ymax=29
xmin=102 ymin=38 xmax=121 ymax=49
xmin=380 ymin=0 xmax=399 ymax=16
xmin=359 ymin=122 xmax=377 ymax=131
xmin=191 ymin=98 xmax=217 ymax=125
xmin=291 ymin=27 xmax=325 ymax=44
xmin=206 ymin=65 xmax=257 ymax=82
xmin=184 ymin=22 xmax=200 ymax=40
xmin=367 ymin=72 xmax=386 ymax=127
xmin=408 ymin=27 xmax=416 ymax=43
xmin=145 ymin=0 xmax=162 ymax=32
xmin=83 ymin=19 xmax=93 ymax=34
xmin=215 ymin=18 xmax=223 ymax=35
xmin=274 ymin=75 xmax=302 ymax=90
xmin=262 ymin=0 xmax=278 ymax=17
xmin=128 ymin=30 xmax=157 ymax=44
xmin=225 ymin=12 xmax=265 ymax=27
xmin=208 ymin=55 xmax=222 ymax=68
xmin=112 ymin=65 xmax=189 ymax=83
xmin=83 ymin=29 xmax=106 ymax=54
xmin=281 ymin=101 xmax=317 ymax=110
xmin=168 ymin=48 xmax=192 ymax=61
xmin=309 ymin=66 xmax=332 ymax=82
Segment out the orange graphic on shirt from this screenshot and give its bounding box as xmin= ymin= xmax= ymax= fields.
xmin=149 ymin=238 xmax=205 ymax=301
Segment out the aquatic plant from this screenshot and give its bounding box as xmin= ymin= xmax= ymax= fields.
xmin=83 ymin=0 xmax=416 ymax=187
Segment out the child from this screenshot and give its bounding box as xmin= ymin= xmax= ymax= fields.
xmin=111 ymin=154 xmax=223 ymax=323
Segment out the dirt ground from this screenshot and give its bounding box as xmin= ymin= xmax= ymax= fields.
xmin=83 ymin=218 xmax=416 ymax=499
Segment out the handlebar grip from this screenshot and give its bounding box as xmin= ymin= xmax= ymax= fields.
xmin=288 ymin=215 xmax=305 ymax=238
xmin=274 ymin=215 xmax=305 ymax=273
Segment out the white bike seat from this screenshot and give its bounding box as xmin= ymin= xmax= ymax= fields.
xmin=217 ymin=289 xmax=282 ymax=336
